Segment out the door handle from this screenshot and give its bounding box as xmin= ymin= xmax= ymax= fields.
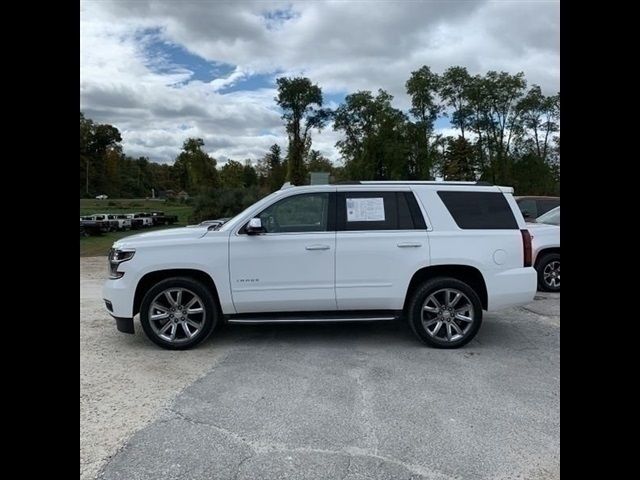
xmin=305 ymin=244 xmax=330 ymax=250
xmin=397 ymin=242 xmax=422 ymax=248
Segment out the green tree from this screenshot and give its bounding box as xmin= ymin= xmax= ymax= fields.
xmin=192 ymin=187 xmax=266 ymax=222
xmin=512 ymin=153 xmax=556 ymax=195
xmin=333 ymin=90 xmax=409 ymax=180
xmin=477 ymin=71 xmax=527 ymax=184
xmin=79 ymin=112 xmax=122 ymax=196
xmin=219 ymin=160 xmax=245 ymax=188
xmin=440 ymin=66 xmax=473 ymax=140
xmin=517 ymin=86 xmax=560 ymax=162
xmin=173 ymin=138 xmax=219 ymax=193
xmin=305 ymin=150 xmax=333 ymax=175
xmin=276 ymin=77 xmax=330 ymax=185
xmin=440 ymin=136 xmax=477 ymax=181
xmin=406 ymin=66 xmax=442 ymax=179
xmin=149 ymin=162 xmax=181 ymax=193
xmin=243 ymin=160 xmax=258 ymax=187
xmin=266 ymin=144 xmax=286 ymax=191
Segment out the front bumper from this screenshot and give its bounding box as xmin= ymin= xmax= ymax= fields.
xmin=112 ymin=315 xmax=134 ymax=334
xmin=102 ymin=270 xmax=137 ymax=321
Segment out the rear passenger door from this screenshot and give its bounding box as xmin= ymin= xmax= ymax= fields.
xmin=335 ymin=190 xmax=430 ymax=311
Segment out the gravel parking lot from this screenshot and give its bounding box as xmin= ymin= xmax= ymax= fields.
xmin=81 ymin=257 xmax=559 ymax=480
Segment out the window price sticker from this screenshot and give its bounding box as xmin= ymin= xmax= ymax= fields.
xmin=346 ymin=197 xmax=385 ymax=222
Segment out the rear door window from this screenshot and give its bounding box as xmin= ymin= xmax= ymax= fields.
xmin=337 ymin=191 xmax=426 ymax=230
xmin=339 ymin=191 xmax=397 ymax=231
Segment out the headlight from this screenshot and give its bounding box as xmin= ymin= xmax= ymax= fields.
xmin=108 ymin=248 xmax=135 ymax=279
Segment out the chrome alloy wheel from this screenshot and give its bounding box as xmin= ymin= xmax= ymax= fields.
xmin=421 ymin=288 xmax=475 ymax=342
xmin=148 ymin=288 xmax=205 ymax=344
xmin=543 ymin=261 xmax=560 ymax=289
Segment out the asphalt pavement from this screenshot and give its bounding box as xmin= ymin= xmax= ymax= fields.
xmin=81 ymin=258 xmax=559 ymax=480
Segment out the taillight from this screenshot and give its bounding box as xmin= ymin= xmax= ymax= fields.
xmin=521 ymin=229 xmax=532 ymax=267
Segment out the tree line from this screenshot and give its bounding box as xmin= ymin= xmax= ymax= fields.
xmin=80 ymin=64 xmax=559 ymax=220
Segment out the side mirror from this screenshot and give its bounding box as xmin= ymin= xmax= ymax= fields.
xmin=246 ymin=217 xmax=265 ymax=235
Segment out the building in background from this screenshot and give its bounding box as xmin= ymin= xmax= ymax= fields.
xmin=310 ymin=172 xmax=330 ymax=185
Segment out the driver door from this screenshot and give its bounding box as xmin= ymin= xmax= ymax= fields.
xmin=229 ymin=191 xmax=337 ymax=313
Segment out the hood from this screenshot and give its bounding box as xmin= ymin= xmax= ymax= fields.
xmin=113 ymin=226 xmax=210 ymax=249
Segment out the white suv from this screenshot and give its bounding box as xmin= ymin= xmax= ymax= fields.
xmin=103 ymin=181 xmax=537 ymax=350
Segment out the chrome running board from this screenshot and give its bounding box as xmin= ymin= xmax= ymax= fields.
xmin=228 ymin=316 xmax=396 ymax=324
xmin=226 ymin=310 xmax=401 ymax=325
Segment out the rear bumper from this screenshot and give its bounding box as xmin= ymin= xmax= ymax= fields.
xmin=486 ymin=267 xmax=537 ymax=311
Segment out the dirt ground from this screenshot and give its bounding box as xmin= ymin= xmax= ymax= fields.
xmin=80 ymin=257 xmax=227 ymax=480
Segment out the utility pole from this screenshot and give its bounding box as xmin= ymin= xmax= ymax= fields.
xmin=86 ymin=159 xmax=89 ymax=195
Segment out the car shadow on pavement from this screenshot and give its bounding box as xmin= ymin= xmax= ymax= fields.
xmin=202 ymin=314 xmax=542 ymax=351
xmin=208 ymin=319 xmax=422 ymax=349
xmin=115 ymin=306 xmax=555 ymax=352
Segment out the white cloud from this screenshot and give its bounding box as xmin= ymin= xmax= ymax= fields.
xmin=80 ymin=0 xmax=559 ymax=164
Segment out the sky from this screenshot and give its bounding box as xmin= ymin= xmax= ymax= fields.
xmin=80 ymin=0 xmax=560 ymax=166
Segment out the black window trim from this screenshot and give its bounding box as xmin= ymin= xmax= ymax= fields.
xmin=336 ymin=191 xmax=428 ymax=232
xmin=404 ymin=191 xmax=428 ymax=229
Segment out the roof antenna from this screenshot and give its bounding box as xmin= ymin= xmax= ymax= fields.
xmin=280 ymin=182 xmax=294 ymax=190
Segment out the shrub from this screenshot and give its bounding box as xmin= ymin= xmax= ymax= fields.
xmin=192 ymin=187 xmax=268 ymax=223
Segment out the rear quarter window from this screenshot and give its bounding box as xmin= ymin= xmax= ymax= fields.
xmin=437 ymin=191 xmax=518 ymax=229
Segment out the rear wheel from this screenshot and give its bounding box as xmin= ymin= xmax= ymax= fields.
xmin=407 ymin=277 xmax=483 ymax=348
xmin=140 ymin=277 xmax=218 ymax=350
xmin=537 ymin=253 xmax=560 ymax=292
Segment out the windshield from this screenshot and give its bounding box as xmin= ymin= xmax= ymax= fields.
xmin=536 ymin=206 xmax=560 ymax=226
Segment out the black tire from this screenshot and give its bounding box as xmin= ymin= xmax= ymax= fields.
xmin=407 ymin=277 xmax=483 ymax=349
xmin=140 ymin=277 xmax=218 ymax=350
xmin=536 ymin=253 xmax=560 ymax=292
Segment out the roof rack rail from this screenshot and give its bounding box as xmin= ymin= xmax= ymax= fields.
xmin=330 ymin=180 xmax=495 ymax=186
xmin=357 ymin=180 xmax=494 ymax=186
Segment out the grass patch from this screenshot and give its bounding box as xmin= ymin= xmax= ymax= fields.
xmin=80 ymin=198 xmax=195 ymax=257
xmin=80 ymin=225 xmax=184 ymax=257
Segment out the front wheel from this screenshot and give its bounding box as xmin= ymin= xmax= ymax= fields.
xmin=537 ymin=253 xmax=560 ymax=292
xmin=407 ymin=277 xmax=483 ymax=348
xmin=140 ymin=277 xmax=218 ymax=350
